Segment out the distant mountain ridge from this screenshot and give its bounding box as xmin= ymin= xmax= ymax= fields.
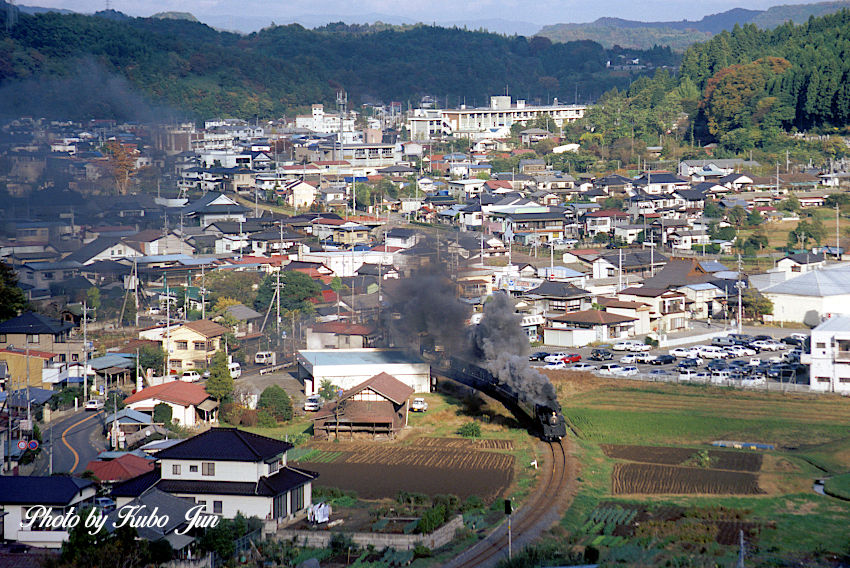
xmin=537 ymin=1 xmax=850 ymax=50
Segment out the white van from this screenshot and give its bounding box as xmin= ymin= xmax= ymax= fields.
xmin=254 ymin=351 xmax=275 ymax=365
xmin=228 ymin=362 xmax=242 ymax=379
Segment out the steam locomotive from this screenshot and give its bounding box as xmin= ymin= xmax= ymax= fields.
xmin=443 ymin=357 xmax=567 ymax=442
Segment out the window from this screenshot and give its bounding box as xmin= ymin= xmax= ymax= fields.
xmin=176 ymin=341 xmax=188 ymax=350
xmin=202 ymin=462 xmax=215 ymax=476
xmin=193 ymin=341 xmax=206 ymax=351
xmin=840 ymin=378 xmax=850 ymax=383
xmin=27 ymin=334 xmax=39 ymax=344
xmin=817 ymin=377 xmax=830 ymax=382
xmin=172 ymin=464 xmax=181 ymax=475
xmin=213 ymin=501 xmax=223 ymax=514
xmin=197 ymin=500 xmax=206 ymax=510
xmin=190 ymin=465 xmax=198 ymax=472
xmin=816 ymin=342 xmax=826 ymax=349
xmin=292 ymin=486 xmax=305 ymax=511
xmin=0 ymin=334 xmax=5 ymax=342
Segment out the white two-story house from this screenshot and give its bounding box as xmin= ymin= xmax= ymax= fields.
xmin=110 ymin=428 xmax=316 ymax=529
xmin=804 ymin=315 xmax=850 ymax=394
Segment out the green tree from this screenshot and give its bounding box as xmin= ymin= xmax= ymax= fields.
xmin=746 ymin=210 xmax=764 ymax=227
xmin=0 ymin=261 xmax=29 ymax=321
xmin=255 ymin=271 xmax=321 ymax=314
xmin=458 ymin=422 xmax=481 ymax=438
xmin=778 ymin=194 xmax=802 ymax=213
xmin=205 ymin=271 xmax=262 ymax=305
xmin=153 ymin=402 xmax=172 ymax=424
xmin=319 ymin=379 xmax=340 ymax=401
xmin=703 ymin=200 xmax=722 ymax=219
xmin=742 ymin=288 xmax=773 ymax=321
xmin=727 ymin=205 xmax=748 ymax=228
xmin=206 ymin=350 xmax=234 ymax=401
xmin=258 ymin=384 xmax=293 ymax=421
xmin=137 ymin=345 xmax=166 ymax=377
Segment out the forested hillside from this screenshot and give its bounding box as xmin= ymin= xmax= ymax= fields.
xmin=0 ymin=7 xmax=673 ymax=120
xmin=681 ymin=10 xmax=850 ymax=130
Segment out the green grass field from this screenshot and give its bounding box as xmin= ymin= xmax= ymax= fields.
xmin=824 ymin=473 xmax=850 ymax=500
xmin=554 ymin=378 xmax=850 ymax=565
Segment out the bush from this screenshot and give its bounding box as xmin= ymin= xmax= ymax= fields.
xmin=416 ymin=505 xmax=446 ymax=533
xmin=257 ymin=409 xmax=277 ymax=428
xmin=413 ymin=545 xmax=432 ymax=558
xmin=258 ymin=385 xmax=293 ymax=421
xmin=220 ymin=402 xmax=243 ymax=425
xmin=153 ymin=403 xmax=172 ymax=424
xmin=239 ymin=409 xmax=258 ymax=427
xmin=458 ymin=422 xmax=481 ymax=438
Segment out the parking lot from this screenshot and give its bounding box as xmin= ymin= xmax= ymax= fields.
xmin=531 ymin=328 xmax=810 ymax=391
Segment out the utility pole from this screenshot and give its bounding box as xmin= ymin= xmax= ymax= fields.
xmin=164 ymin=276 xmax=170 ymax=377
xmin=737 ymin=529 xmax=746 ymax=568
xmin=83 ymin=300 xmax=88 ymax=402
xmin=836 ymin=204 xmax=841 ymax=260
xmin=736 ymin=254 xmax=745 ymax=336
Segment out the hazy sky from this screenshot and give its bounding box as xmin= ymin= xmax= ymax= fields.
xmin=24 ymin=0 xmax=824 ymax=27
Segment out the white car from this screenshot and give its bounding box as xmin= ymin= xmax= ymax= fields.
xmin=612 ymin=365 xmax=639 ymax=376
xmin=678 ymin=369 xmax=697 ymax=381
xmin=544 ymin=352 xmax=569 ymax=363
xmin=544 ymin=361 xmax=567 ymax=370
xmin=669 ymin=347 xmax=693 ymax=358
xmin=628 ymin=343 xmax=652 ymax=352
xmin=619 ymin=354 xmax=640 ymax=364
xmin=598 ymin=363 xmax=623 ymax=375
xmin=698 ymin=346 xmax=726 ymax=359
xmin=612 ymin=342 xmax=633 ymax=351
xmin=228 ymin=362 xmax=242 ymax=379
xmin=790 ymin=333 xmax=808 ymax=342
xmin=727 ymin=345 xmax=757 ymax=357
xmin=303 ymin=394 xmax=323 ymax=412
xmin=751 ymin=340 xmax=781 ymax=351
xmin=635 ymin=353 xmax=657 ymax=364
xmin=254 ymin=351 xmax=276 ymax=365
xmin=84 ymin=399 xmax=104 ymax=411
xmin=411 ymin=397 xmax=428 ymax=412
xmin=180 ymin=370 xmax=201 ymax=382
xmin=570 ymin=363 xmax=598 ymax=371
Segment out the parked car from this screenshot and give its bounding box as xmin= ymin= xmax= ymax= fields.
xmin=698 ymin=346 xmax=726 ymax=359
xmin=529 ymin=351 xmax=550 ymax=361
xmin=544 ymin=352 xmax=569 ymax=363
xmin=634 ymin=353 xmax=657 ymax=364
xmin=676 ymin=357 xmax=702 ymax=369
xmin=93 ymin=497 xmax=116 ymax=512
xmin=711 ymin=336 xmax=736 ymax=347
xmin=563 ymin=353 xmax=582 ymax=363
xmin=790 ymin=332 xmax=809 ymax=342
xmin=228 ymin=362 xmax=242 ymax=379
xmin=628 ymin=342 xmax=652 ymax=352
xmin=648 ymin=369 xmax=670 ymax=377
xmin=751 ymin=340 xmax=781 ymax=351
xmin=612 ymin=342 xmax=634 ymax=351
xmin=678 ymin=369 xmax=698 ymax=381
xmin=303 ymin=394 xmax=323 ymax=412
xmin=544 ymin=361 xmax=567 ymax=370
xmin=180 ymin=370 xmax=201 ymax=382
xmin=669 ymin=347 xmax=693 ymax=358
xmin=410 ymin=397 xmax=428 ymax=412
xmin=781 ymin=336 xmax=804 ymax=347
xmin=589 ymin=348 xmax=614 ymax=361
xmin=598 ymin=363 xmax=624 ymax=375
xmin=570 ymin=363 xmax=598 ymax=371
xmin=619 ymin=354 xmax=640 ymax=364
xmin=651 ymin=355 xmax=676 ymax=365
xmin=613 ymin=366 xmax=639 ymax=376
xmin=254 ymin=351 xmax=276 ymax=365
xmin=84 ymin=398 xmax=104 ymax=411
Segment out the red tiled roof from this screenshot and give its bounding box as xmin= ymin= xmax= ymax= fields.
xmin=0 ymin=348 xmax=58 ymax=359
xmin=309 ymin=321 xmax=374 ymax=336
xmin=124 ymin=381 xmax=210 ymax=407
xmin=86 ymin=453 xmax=155 ymax=482
xmin=550 ymin=310 xmax=636 ymax=325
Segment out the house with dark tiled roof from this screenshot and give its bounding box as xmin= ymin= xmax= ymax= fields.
xmin=0 ymin=312 xmax=84 ymax=365
xmin=311 ymin=372 xmax=415 ymax=440
xmin=523 ymin=281 xmax=592 ymax=316
xmin=110 ymin=427 xmax=317 ymax=528
xmin=0 ymin=476 xmax=96 ymax=548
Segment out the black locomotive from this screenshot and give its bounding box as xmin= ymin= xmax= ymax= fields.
xmin=443 ymin=357 xmax=567 ymax=442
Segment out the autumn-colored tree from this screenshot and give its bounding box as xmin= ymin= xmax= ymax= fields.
xmin=104 ymin=140 xmax=137 ymax=195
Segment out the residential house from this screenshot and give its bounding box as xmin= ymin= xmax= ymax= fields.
xmin=219 ymin=304 xmax=264 ymax=339
xmin=123 ymin=381 xmax=218 ymax=427
xmin=591 ymin=250 xmax=667 ymax=281
xmin=523 ymin=281 xmax=592 ymax=317
xmin=85 ymin=453 xmax=156 ymax=484
xmin=182 ymin=193 xmax=250 ymax=226
xmin=596 ymin=297 xmax=652 ymax=335
xmin=311 ymin=372 xmax=414 ymax=440
xmin=62 ymin=236 xmax=143 ymax=265
xmin=384 ymin=228 xmax=421 ymax=249
xmin=618 ymin=287 xmax=688 ymax=333
xmin=804 ymin=316 xmax=850 ymax=394
xmin=0 ymin=347 xmax=61 ymax=390
xmin=0 ymin=312 xmax=85 ymax=365
xmin=582 ymin=209 xmax=630 ymax=238
xmin=110 ymin=427 xmax=317 ymax=527
xmin=305 ymin=321 xmax=378 ymax=349
xmin=0 ymin=476 xmax=97 ymax=548
xmin=122 ymin=230 xmax=186 ymax=256
xmin=775 ymin=252 xmax=827 ymax=275
xmin=544 ymin=310 xmax=638 ymax=347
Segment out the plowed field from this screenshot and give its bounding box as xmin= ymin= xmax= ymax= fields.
xmin=611 ymin=463 xmax=764 ymax=495
xmin=601 ymin=444 xmax=763 ymax=472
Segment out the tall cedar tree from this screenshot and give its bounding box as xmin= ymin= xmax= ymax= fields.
xmin=0 ymin=261 xmax=28 ymax=321
xmin=206 ymin=350 xmax=234 ymax=401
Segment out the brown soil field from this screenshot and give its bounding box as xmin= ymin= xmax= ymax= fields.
xmin=409 ymin=437 xmax=514 ymax=451
xmin=302 ymin=461 xmax=512 ymax=500
xmin=601 ymin=444 xmax=763 ymax=472
xmin=611 ymin=463 xmax=765 ymax=495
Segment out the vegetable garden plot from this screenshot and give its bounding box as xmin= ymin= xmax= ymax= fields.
xmin=341 ymin=446 xmax=514 ymax=471
xmin=601 ymin=444 xmax=763 ymax=472
xmin=410 ymin=437 xmax=514 ymax=451
xmin=611 ymin=463 xmax=764 ymax=495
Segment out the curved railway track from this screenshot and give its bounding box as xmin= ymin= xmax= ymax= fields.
xmin=446 ymin=439 xmax=572 ymax=568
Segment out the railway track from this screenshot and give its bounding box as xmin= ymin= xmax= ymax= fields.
xmin=446 ymin=439 xmax=572 ymax=568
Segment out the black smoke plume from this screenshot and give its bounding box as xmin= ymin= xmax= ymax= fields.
xmin=470 ymin=292 xmax=558 ymax=409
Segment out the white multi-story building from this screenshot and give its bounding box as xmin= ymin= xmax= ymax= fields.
xmin=295 ymin=104 xmax=356 ymax=134
xmin=805 ymin=315 xmax=850 ymax=393
xmin=408 ymin=96 xmax=586 ymax=141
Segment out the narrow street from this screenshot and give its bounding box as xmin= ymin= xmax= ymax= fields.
xmin=31 ymin=410 xmax=106 ymax=475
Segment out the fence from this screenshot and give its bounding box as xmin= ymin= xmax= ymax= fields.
xmin=598 ymin=371 xmax=811 ymax=393
xmin=276 ymin=515 xmax=464 ymax=551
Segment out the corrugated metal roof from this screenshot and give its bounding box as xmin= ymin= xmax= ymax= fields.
xmin=764 ymin=264 xmax=850 ymax=297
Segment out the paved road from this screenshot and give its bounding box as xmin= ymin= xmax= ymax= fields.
xmin=33 ymin=410 xmax=106 ymax=475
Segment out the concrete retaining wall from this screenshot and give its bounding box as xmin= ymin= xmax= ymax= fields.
xmin=276 ymin=515 xmax=464 ymax=551
xmin=658 ymin=330 xmax=729 ymax=348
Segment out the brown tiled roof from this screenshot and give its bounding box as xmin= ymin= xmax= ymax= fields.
xmin=124 ymin=381 xmax=210 ymax=407
xmin=182 ymin=319 xmax=229 ymax=337
xmin=596 ymin=297 xmax=650 ymax=310
xmin=550 ymin=310 xmax=636 ymax=325
xmin=309 ymin=321 xmax=375 ymax=336
xmin=86 ymin=453 xmax=155 ymax=482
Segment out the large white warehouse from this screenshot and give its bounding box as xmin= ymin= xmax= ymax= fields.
xmin=296 ymin=349 xmax=431 ymax=395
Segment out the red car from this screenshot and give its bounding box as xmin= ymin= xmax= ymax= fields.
xmin=562 ymin=353 xmax=582 ymax=364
